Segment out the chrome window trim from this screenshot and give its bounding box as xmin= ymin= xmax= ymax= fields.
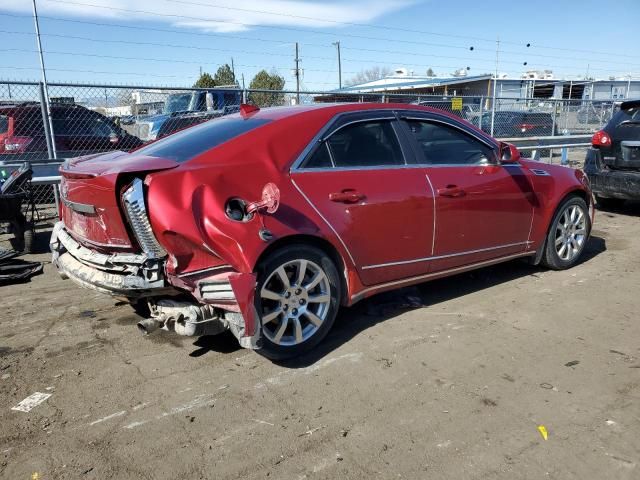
xmin=361 ymin=241 xmax=532 ymax=270
xmin=353 ymin=251 xmax=535 ymax=301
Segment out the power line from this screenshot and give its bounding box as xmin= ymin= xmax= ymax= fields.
xmin=0 ymin=29 xmax=636 ymax=76
xmin=38 ymin=0 xmax=640 ymax=60
xmin=3 ymin=65 xmax=343 ymax=86
xmin=1 ymin=10 xmax=634 ymax=71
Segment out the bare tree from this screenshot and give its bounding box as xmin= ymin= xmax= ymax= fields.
xmin=346 ymin=66 xmax=392 ymax=86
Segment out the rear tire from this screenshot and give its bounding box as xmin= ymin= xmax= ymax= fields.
xmin=255 ymin=245 xmax=341 ymax=360
xmin=595 ymin=195 xmax=625 ymax=210
xmin=541 ymin=196 xmax=590 ymax=270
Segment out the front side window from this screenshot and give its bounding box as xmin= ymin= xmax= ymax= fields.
xmin=404 ymin=119 xmax=495 ymax=165
xmin=326 ymin=120 xmax=404 ymax=168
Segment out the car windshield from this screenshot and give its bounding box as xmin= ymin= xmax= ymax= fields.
xmin=0 ymin=115 xmax=8 ymax=134
xmin=134 ymin=115 xmax=271 ymax=163
xmin=164 ymin=93 xmax=193 ymax=114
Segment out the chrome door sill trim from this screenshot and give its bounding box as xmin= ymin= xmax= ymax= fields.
xmin=352 ymin=251 xmax=535 ymax=302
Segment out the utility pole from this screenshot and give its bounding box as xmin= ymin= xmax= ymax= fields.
xmin=490 ymin=36 xmax=499 ymax=137
xmin=332 ymin=41 xmax=342 ymax=89
xmin=294 ymin=42 xmax=301 ymax=104
xmin=231 ymin=57 xmax=235 ymax=80
xmin=627 ymin=74 xmax=632 ymax=98
xmin=199 ymin=66 xmax=202 ymax=77
xmin=32 ymin=0 xmax=57 ymax=159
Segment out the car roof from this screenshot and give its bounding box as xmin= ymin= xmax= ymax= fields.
xmin=229 ymin=102 xmax=480 ymax=124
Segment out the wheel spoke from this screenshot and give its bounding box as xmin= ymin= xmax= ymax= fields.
xmin=555 ymin=235 xmax=565 ymax=246
xmin=261 ymin=288 xmax=283 ymax=301
xmin=558 ymin=243 xmax=567 ymax=258
xmin=273 ymin=317 xmax=289 ymax=343
xmin=575 ymin=227 xmax=587 ymax=235
xmin=295 ymin=260 xmax=307 ymax=287
xmin=293 ymin=318 xmax=303 ymax=343
xmin=305 ymin=311 xmax=323 ymax=327
xmin=304 ymin=272 xmax=322 ymax=291
xmin=262 ymin=308 xmax=282 ymax=324
xmin=308 ymin=293 xmax=330 ymax=304
xmin=276 ymin=267 xmax=291 ymax=290
xmin=574 ymin=209 xmax=584 ymax=226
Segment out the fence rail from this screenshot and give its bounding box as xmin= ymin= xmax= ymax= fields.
xmin=1 ymin=80 xmax=607 ymax=217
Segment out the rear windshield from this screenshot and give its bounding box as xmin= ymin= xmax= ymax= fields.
xmin=0 ymin=115 xmax=8 ymax=134
xmin=135 ymin=115 xmax=271 ymax=163
xmin=608 ymin=105 xmax=640 ymax=129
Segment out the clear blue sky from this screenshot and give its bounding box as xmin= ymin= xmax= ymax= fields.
xmin=0 ymin=0 xmax=638 ymax=90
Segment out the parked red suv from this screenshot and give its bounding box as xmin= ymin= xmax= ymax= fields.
xmin=0 ymin=102 xmax=143 ymax=161
xmin=51 ymin=103 xmax=594 ymax=359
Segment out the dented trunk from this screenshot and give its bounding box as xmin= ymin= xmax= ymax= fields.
xmin=59 ymin=151 xmax=179 ymax=249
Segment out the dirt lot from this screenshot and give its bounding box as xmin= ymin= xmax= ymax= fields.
xmin=1 ymin=205 xmax=639 ymax=480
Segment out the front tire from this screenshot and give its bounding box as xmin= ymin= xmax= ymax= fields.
xmin=255 ymin=245 xmax=341 ymax=360
xmin=541 ymin=196 xmax=590 ymax=270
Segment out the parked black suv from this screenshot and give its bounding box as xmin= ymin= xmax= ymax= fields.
xmin=0 ymin=102 xmax=143 ymax=162
xmin=584 ymin=99 xmax=640 ymax=208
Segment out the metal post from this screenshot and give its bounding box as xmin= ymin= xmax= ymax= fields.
xmin=479 ymin=96 xmax=484 ymax=131
xmin=333 ymin=41 xmax=342 ymax=89
xmin=241 ymin=74 xmax=246 ymax=103
xmin=38 ymin=82 xmax=54 ymax=160
xmin=490 ymin=36 xmax=499 ymax=137
xmin=627 ymin=74 xmax=632 ymax=98
xmin=294 ymin=42 xmax=300 ymax=104
xmin=31 ymin=0 xmax=57 ymax=159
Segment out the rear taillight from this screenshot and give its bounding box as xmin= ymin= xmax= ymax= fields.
xmin=518 ymin=123 xmax=536 ymax=133
xmin=2 ymin=136 xmax=32 ymax=153
xmin=591 ymin=130 xmax=611 ymax=147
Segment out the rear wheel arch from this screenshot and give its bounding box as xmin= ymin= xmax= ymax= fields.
xmin=254 ymin=234 xmax=349 ymax=305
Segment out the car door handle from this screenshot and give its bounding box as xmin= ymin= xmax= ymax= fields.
xmin=329 ymin=189 xmax=366 ymax=203
xmin=437 ymin=185 xmax=466 ymax=198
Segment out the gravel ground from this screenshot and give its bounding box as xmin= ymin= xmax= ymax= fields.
xmin=1 ymin=204 xmax=639 ymax=480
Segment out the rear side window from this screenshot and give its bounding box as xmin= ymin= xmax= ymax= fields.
xmin=0 ymin=115 xmax=8 ymax=134
xmin=136 ymin=116 xmax=271 ymax=163
xmin=303 ymin=142 xmax=333 ymax=168
xmin=327 ymin=120 xmax=404 ymax=168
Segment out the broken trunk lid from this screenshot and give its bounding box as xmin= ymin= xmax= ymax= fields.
xmin=59 ymin=152 xmax=180 ymax=249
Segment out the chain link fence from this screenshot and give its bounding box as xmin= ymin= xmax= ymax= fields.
xmin=1 ymin=80 xmax=616 ymax=218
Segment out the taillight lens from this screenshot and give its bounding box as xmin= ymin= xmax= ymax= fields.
xmin=2 ymin=136 xmax=32 ymax=153
xmin=518 ymin=123 xmax=536 ymax=133
xmin=592 ymin=130 xmax=611 ymax=147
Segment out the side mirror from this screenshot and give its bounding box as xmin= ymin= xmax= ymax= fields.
xmin=109 ymin=132 xmax=120 ymax=144
xmin=500 ymin=142 xmax=521 ymax=164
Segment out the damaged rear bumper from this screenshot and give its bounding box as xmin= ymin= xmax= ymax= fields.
xmin=50 ymin=221 xmax=174 ymax=298
xmin=50 ymin=221 xmax=261 ymax=349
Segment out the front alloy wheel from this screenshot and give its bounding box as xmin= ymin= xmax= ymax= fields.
xmin=255 ymin=245 xmax=341 ymax=359
xmin=542 ymin=196 xmax=590 ymax=270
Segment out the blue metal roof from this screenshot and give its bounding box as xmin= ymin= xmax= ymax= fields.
xmin=332 ymin=74 xmax=494 ymax=93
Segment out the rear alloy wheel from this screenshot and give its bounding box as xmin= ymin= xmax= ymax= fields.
xmin=255 ymin=245 xmax=341 ymax=360
xmin=542 ymin=196 xmax=590 ymax=270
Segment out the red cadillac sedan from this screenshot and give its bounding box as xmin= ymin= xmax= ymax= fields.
xmin=51 ymin=103 xmax=594 ymax=359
